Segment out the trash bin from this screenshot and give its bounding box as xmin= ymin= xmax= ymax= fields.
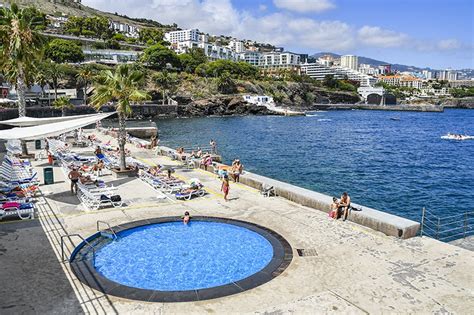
xmin=35 ymin=139 xmax=41 ymax=150
xmin=44 ymin=167 xmax=54 ymax=185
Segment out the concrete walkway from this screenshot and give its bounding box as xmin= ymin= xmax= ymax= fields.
xmin=4 ymin=133 xmax=473 ymax=314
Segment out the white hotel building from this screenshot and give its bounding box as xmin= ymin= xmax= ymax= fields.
xmin=260 ymin=51 xmax=301 ymax=70
xmin=164 ymin=29 xmax=199 ymax=44
xmin=300 ymin=62 xmax=377 ymax=87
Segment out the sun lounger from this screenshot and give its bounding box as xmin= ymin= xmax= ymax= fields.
xmin=175 ymin=187 xmax=206 ymax=200
xmin=78 ymin=188 xmax=122 ymax=211
xmin=0 ymin=201 xmax=34 ymax=220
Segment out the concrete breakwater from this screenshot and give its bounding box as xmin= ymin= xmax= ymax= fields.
xmin=158 ymin=146 xmax=420 ymax=239
xmin=311 ymin=103 xmax=444 ymax=112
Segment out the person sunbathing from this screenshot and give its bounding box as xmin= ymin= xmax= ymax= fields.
xmin=180 ymin=184 xmax=200 ymax=195
xmin=79 ymin=175 xmax=97 ymax=186
xmin=94 ymin=146 xmax=102 ymax=156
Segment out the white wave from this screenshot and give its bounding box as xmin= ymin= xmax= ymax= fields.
xmin=305 ymin=114 xmax=319 ymax=117
xmin=317 ymin=119 xmax=332 ymax=122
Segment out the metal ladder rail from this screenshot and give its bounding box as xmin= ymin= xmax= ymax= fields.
xmin=60 ymin=234 xmax=96 ymax=264
xmin=96 ymin=220 xmax=118 ymax=240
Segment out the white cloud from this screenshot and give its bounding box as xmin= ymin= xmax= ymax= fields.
xmin=273 ymin=0 xmax=335 ymax=13
xmin=437 ymin=39 xmax=461 ymax=50
xmin=357 ymin=26 xmax=409 ymax=48
xmin=259 ymin=4 xmax=267 ymax=11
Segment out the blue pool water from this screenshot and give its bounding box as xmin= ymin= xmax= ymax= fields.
xmin=94 ymin=221 xmax=274 ymax=291
xmin=156 ymin=109 xmax=474 ymax=223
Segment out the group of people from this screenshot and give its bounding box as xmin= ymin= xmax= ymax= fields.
xmin=67 ymin=167 xmax=100 ymax=195
xmin=329 ymin=192 xmax=351 ymax=221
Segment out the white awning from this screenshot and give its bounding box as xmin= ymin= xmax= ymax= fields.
xmin=0 ymin=112 xmax=115 ymax=140
xmin=0 ymin=113 xmax=106 ymax=127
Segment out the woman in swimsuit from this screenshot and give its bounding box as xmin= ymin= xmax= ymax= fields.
xmin=221 ymin=175 xmax=230 ymax=202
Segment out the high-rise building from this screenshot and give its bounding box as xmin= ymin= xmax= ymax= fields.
xmin=437 ymin=70 xmax=448 ymax=80
xmin=422 ymin=70 xmax=433 ymax=79
xmin=437 ymin=70 xmax=457 ymax=81
xmin=340 ymin=55 xmax=359 ymax=71
xmin=447 ymin=70 xmax=458 ymax=81
xmin=228 ymin=40 xmax=245 ymax=53
xmin=164 ymin=29 xmax=199 ymax=44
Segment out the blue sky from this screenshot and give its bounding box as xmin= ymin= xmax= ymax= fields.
xmin=83 ymin=0 xmax=473 ymax=69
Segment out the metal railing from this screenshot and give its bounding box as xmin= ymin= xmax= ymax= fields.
xmin=420 ymin=207 xmax=474 ymax=241
xmin=60 ymin=233 xmax=96 ymax=264
xmin=96 ymin=220 xmax=118 ymax=240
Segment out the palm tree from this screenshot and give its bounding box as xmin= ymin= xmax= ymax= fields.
xmin=46 ymin=61 xmax=63 ymax=100
xmin=0 ymin=3 xmax=44 ymax=117
xmin=76 ymin=65 xmax=95 ymax=105
xmin=152 ymin=71 xmax=178 ymax=105
xmin=53 ymin=96 xmax=73 ymax=116
xmin=0 ymin=3 xmax=44 ymax=155
xmin=91 ymin=64 xmax=150 ymax=171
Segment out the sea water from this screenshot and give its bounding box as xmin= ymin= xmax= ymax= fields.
xmin=156 ymin=109 xmax=474 ymax=223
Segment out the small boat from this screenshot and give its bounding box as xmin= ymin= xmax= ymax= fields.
xmin=441 ymin=133 xmax=474 ymax=141
xmin=390 ymin=117 xmax=401 ymax=121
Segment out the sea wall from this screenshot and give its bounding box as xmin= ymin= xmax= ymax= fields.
xmin=158 ymin=146 xmax=420 ymax=239
xmin=0 ymin=104 xmax=178 ymax=123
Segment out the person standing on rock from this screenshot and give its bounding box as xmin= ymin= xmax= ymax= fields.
xmin=210 ymin=139 xmax=217 ymax=154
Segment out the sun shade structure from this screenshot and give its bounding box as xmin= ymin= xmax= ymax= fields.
xmin=0 ymin=113 xmax=106 ymax=127
xmin=0 ymin=112 xmax=115 ymax=140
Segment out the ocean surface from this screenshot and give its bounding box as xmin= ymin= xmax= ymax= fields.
xmin=156 ymin=109 xmax=474 ymax=225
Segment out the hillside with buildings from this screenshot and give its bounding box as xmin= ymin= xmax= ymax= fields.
xmin=0 ymin=0 xmax=473 ymax=116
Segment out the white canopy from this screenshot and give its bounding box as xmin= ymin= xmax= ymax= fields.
xmin=0 ymin=113 xmax=105 ymax=127
xmin=0 ymin=112 xmax=115 ymax=140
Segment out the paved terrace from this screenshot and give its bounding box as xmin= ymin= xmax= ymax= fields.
xmin=1 ymin=131 xmax=473 ymax=314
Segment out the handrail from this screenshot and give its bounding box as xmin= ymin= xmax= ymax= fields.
xmin=420 ymin=207 xmax=473 ymax=241
xmin=96 ymin=220 xmax=118 ymax=240
xmin=60 ymin=233 xmax=96 ymax=264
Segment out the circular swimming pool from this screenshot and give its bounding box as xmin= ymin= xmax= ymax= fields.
xmin=70 ymin=217 xmax=292 ymax=302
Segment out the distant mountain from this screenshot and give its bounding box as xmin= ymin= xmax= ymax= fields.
xmin=311 ymin=52 xmax=434 ymax=72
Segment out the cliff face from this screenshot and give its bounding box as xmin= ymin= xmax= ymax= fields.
xmin=439 ymin=97 xmax=474 ymax=109
xmin=166 ymin=79 xmax=360 ymax=117
xmin=177 ymin=96 xmax=276 ymax=117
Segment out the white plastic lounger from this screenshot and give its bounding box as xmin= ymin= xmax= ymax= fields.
xmin=78 ymin=188 xmax=122 ymax=211
xmin=0 ymin=203 xmax=34 ymax=220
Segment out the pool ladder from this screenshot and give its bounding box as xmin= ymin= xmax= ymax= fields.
xmin=96 ymin=220 xmax=118 ymax=240
xmin=60 ymin=233 xmax=96 ymax=264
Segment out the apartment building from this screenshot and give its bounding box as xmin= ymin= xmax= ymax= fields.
xmin=176 ymin=40 xmax=236 ymax=61
xmin=260 ymin=51 xmax=301 ymax=69
xmin=340 ymin=55 xmax=358 ymax=70
xmin=300 ymin=62 xmax=376 ymax=86
xmin=228 ymin=39 xmax=245 ymax=53
xmin=164 ymin=29 xmax=199 ymax=44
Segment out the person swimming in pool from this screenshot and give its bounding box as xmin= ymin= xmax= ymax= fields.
xmin=183 ymin=211 xmax=191 ymax=225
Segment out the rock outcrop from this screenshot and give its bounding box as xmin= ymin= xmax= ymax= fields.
xmin=177 ymin=96 xmax=276 ymax=117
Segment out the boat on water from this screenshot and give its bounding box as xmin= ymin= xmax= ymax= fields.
xmin=441 ymin=133 xmax=474 ymax=141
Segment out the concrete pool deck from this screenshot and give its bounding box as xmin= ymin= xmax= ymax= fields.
xmin=1 ymin=132 xmax=473 ymax=314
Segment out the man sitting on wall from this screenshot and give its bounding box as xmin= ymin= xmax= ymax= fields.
xmin=338 ymin=192 xmax=351 ymax=221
